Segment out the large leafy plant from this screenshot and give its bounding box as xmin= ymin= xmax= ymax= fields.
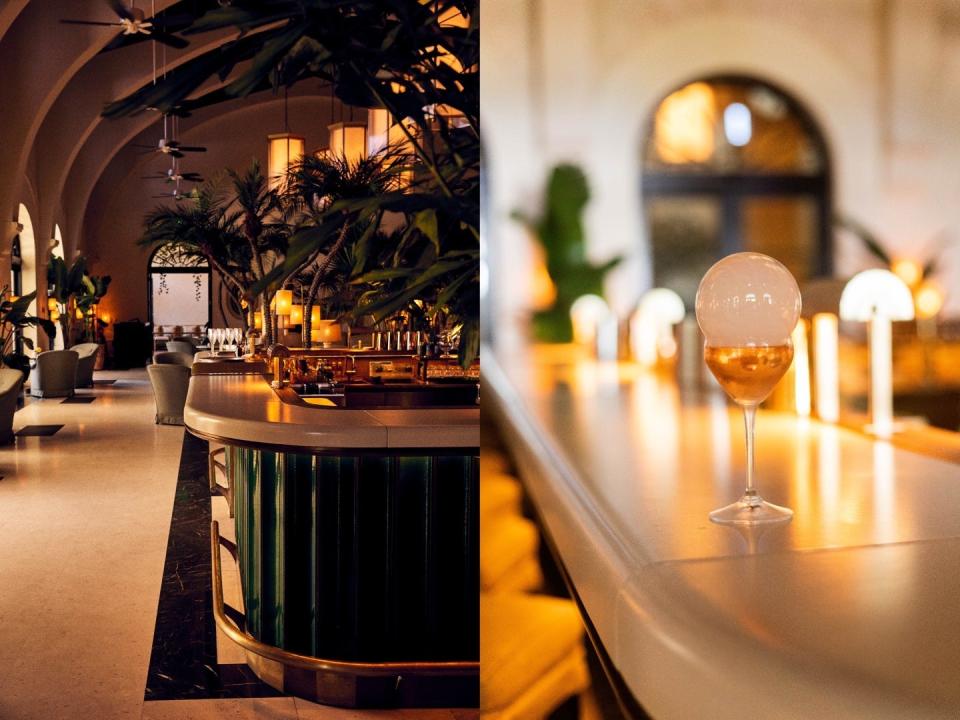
xmin=46 ymin=255 xmax=111 ymax=345
xmin=514 ymin=165 xmax=621 ymax=342
xmin=104 ymin=0 xmax=479 ymax=365
xmin=0 ymin=290 xmax=57 ymax=374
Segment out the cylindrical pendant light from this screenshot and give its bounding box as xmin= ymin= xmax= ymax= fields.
xmin=327 ymin=122 xmax=367 ymax=164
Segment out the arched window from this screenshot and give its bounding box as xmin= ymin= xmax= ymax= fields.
xmin=642 ymin=76 xmax=831 ymax=306
xmin=147 ymin=243 xmax=211 ymax=331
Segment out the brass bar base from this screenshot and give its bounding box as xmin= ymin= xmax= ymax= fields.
xmin=211 ymin=521 xmax=479 ymax=708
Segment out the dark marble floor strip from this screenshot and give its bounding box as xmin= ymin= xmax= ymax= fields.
xmin=144 ymin=430 xmax=279 ymax=701
xmin=62 ymin=396 xmax=96 ymax=404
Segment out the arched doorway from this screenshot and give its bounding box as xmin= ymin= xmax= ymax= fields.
xmin=16 ymin=204 xmax=38 ymax=347
xmin=147 ymin=243 xmax=211 ymax=333
xmin=642 ymin=76 xmax=831 ymax=307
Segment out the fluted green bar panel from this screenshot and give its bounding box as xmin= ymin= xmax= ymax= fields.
xmin=227 ymin=447 xmax=479 ymax=663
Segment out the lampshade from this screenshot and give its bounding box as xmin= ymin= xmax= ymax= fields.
xmin=50 ymin=308 xmax=60 ymax=321
xmin=839 ymin=270 xmax=915 ymax=322
xmin=267 ymin=133 xmax=305 ymax=189
xmin=328 ymin=122 xmax=367 ymax=164
xmin=274 ymin=289 xmax=293 ymax=316
xmin=311 ymin=305 xmax=322 ymax=324
xmin=47 ymin=297 xmax=58 ymax=311
xmin=367 ymin=108 xmax=391 ymax=156
xmin=311 ymin=319 xmax=342 ymax=345
xmin=289 ymin=305 xmax=304 ymax=324
xmin=253 ymin=311 xmax=263 ymax=330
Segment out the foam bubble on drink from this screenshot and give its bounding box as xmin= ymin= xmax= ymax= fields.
xmin=695 ymin=252 xmax=801 ymax=347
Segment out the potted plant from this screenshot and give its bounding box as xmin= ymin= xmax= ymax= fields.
xmin=46 ymin=254 xmax=111 ymax=349
xmin=0 ymin=288 xmax=57 ymax=375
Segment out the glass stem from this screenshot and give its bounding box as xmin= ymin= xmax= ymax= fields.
xmin=743 ymin=404 xmax=758 ymax=498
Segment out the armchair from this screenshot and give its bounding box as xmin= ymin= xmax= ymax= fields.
xmin=29 ymin=350 xmax=79 ymax=398
xmin=70 ymin=343 xmax=100 ymax=388
xmin=147 ymin=362 xmax=191 ymax=425
xmin=0 ymin=369 xmax=24 ymax=444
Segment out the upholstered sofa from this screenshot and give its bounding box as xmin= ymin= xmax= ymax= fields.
xmin=70 ymin=343 xmax=100 ymax=388
xmin=29 ymin=350 xmax=79 ymax=398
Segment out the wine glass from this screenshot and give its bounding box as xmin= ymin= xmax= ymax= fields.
xmin=695 ymin=252 xmax=801 ymax=525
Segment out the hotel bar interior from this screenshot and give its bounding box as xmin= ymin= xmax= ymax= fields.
xmin=2 ymin=0 xmax=960 ymax=719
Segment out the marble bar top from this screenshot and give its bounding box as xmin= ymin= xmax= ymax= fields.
xmin=485 ymin=340 xmax=960 ymax=720
xmin=184 ymin=373 xmax=479 ymax=451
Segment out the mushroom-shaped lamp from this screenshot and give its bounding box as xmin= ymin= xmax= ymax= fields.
xmin=839 ymin=269 xmax=914 ymax=437
xmin=630 ymin=288 xmax=685 ymax=367
xmin=569 ymin=294 xmax=610 ymax=348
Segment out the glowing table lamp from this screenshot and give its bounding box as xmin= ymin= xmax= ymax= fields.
xmin=569 ymin=294 xmax=610 ymax=348
xmin=812 ymin=313 xmax=839 ymax=422
xmin=630 ymin=288 xmax=685 ymax=367
xmin=839 ymin=269 xmax=914 ymax=438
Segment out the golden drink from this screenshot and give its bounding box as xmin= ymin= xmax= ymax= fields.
xmin=704 ymin=344 xmax=793 ymax=405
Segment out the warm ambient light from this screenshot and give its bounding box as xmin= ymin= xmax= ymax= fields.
xmin=273 ymin=289 xmax=293 ymax=316
xmin=840 ymin=269 xmax=914 ymax=438
xmin=311 ymin=319 xmax=342 ymax=346
xmin=267 ymin=133 xmax=305 ymax=189
xmin=630 ymin=288 xmax=685 ymax=367
xmin=812 ymin=313 xmax=840 ymax=423
xmin=530 ymin=243 xmax=557 ymax=311
xmin=891 ymin=258 xmax=922 ymax=289
xmin=327 ymin=122 xmax=367 ymax=164
xmin=289 ymin=305 xmax=304 ymax=324
xmin=915 ymin=281 xmax=944 ymax=319
xmin=47 ymin=297 xmax=58 ymax=311
xmin=791 ymin=319 xmax=811 ymax=417
xmin=569 ymin=294 xmax=610 ymax=347
xmin=253 ymin=311 xmax=263 ymax=330
xmin=50 ymin=308 xmax=60 ymax=321
xmin=654 ymin=82 xmax=716 ymax=164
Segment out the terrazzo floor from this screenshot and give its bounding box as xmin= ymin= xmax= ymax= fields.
xmin=0 ymin=370 xmax=477 ymax=720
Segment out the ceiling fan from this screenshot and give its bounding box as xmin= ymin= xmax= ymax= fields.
xmin=133 ymin=138 xmax=207 ymax=159
xmin=142 ymin=168 xmax=204 ymax=184
xmin=60 ymin=0 xmax=188 ymax=49
xmin=151 ymin=186 xmax=198 ymax=201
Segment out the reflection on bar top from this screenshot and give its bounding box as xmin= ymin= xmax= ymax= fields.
xmin=184 ymin=372 xmax=479 ymax=451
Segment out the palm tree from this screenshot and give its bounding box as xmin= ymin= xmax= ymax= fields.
xmin=278 ymin=151 xmax=397 ymax=347
xmin=140 ymin=162 xmax=290 ymax=342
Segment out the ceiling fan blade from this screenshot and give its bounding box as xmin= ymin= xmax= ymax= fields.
xmin=150 ymin=30 xmax=188 ymax=49
xmin=107 ymin=0 xmax=136 ymax=21
xmin=60 ymin=19 xmax=118 ymax=26
xmin=177 ymin=146 xmax=207 ymax=152
xmin=169 ymin=150 xmax=185 ymax=158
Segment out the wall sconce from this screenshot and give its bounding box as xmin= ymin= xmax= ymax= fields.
xmin=839 ymin=269 xmax=914 ymax=437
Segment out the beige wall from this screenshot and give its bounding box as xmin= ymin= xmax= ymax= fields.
xmin=483 ymin=0 xmax=960 ymax=320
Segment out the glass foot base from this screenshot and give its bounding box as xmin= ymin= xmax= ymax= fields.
xmin=709 ymin=495 xmax=793 ymax=526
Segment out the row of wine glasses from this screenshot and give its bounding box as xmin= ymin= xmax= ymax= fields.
xmin=207 ymin=327 xmax=244 ymax=355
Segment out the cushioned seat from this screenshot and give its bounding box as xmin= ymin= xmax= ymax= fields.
xmin=29 ymin=350 xmax=79 ymax=398
xmin=147 ymin=362 xmax=191 ymax=425
xmin=481 ymin=514 xmax=543 ymax=593
xmin=0 ymin=368 xmax=24 ymax=444
xmin=481 ymin=473 xmax=523 ymax=521
xmin=166 ymin=340 xmax=196 ymax=356
xmin=481 ymin=593 xmax=589 ymax=719
xmin=153 ymin=350 xmax=193 ymax=368
xmin=70 ymin=343 xmax=100 ymax=388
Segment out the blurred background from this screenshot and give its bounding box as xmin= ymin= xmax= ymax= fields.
xmin=482 ymin=0 xmax=960 ymax=430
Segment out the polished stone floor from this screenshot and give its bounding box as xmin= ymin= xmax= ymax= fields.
xmin=0 ymin=370 xmax=476 ymax=720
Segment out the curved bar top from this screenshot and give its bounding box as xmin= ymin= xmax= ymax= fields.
xmin=486 ymin=341 xmax=960 ymax=720
xmin=184 ymin=373 xmax=479 ymax=450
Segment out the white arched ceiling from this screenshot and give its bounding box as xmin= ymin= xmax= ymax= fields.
xmin=31 ymin=22 xmax=243 ymax=253
xmin=0 ymin=0 xmax=180 ymax=227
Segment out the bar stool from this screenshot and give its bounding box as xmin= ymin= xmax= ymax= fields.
xmin=480 ymin=592 xmax=589 ymax=719
xmin=208 ymin=446 xmax=233 ymax=517
xmin=481 ymin=472 xmax=523 ymax=522
xmin=481 ymin=514 xmax=543 ymax=593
